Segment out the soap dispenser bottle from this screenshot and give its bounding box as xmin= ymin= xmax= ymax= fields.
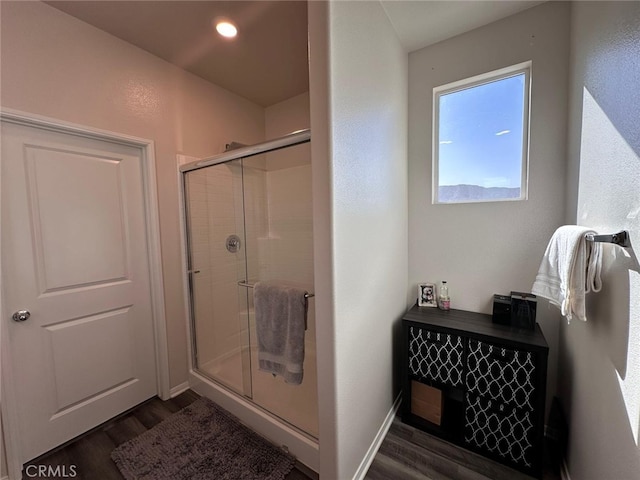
xmin=439 ymin=281 xmax=450 ymax=311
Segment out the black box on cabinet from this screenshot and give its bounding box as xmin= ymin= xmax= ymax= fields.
xmin=510 ymin=291 xmax=537 ymax=330
xmin=492 ymin=294 xmax=511 ymax=325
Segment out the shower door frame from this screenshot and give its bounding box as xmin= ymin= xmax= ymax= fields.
xmin=177 ymin=129 xmax=318 ymax=470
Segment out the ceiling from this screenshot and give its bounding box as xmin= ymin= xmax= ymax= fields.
xmin=45 ymin=1 xmax=543 ymax=108
xmin=45 ymin=1 xmax=309 ymax=107
xmin=380 ymin=1 xmax=545 ymax=53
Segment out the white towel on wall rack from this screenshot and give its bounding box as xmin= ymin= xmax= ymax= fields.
xmin=532 ymin=225 xmax=602 ymax=322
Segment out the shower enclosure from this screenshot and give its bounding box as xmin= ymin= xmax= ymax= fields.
xmin=180 ymin=130 xmax=318 ymax=466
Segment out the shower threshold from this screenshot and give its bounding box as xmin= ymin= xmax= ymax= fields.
xmin=189 ymin=369 xmax=319 ymax=472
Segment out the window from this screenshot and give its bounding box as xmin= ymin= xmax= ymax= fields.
xmin=433 ymin=62 xmax=531 ymax=204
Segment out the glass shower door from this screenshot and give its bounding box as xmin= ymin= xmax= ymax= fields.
xmin=183 ymin=140 xmax=318 ymax=439
xmin=184 ymin=160 xmax=252 ymax=396
xmin=242 ymin=144 xmax=318 ymax=438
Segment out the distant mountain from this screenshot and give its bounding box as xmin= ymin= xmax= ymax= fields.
xmin=439 ymin=184 xmax=520 ymax=202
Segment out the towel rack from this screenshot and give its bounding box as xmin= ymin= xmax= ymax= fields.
xmin=238 ymin=281 xmax=315 ymax=298
xmin=585 ymin=230 xmax=630 ymax=248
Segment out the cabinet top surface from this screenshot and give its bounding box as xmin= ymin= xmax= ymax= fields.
xmin=403 ymin=305 xmax=548 ymax=350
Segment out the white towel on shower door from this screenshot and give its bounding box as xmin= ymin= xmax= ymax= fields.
xmin=531 ymin=225 xmax=602 ymax=322
xmin=254 ymin=281 xmax=308 ymax=385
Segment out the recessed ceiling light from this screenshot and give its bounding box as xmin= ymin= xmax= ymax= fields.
xmin=216 ymin=21 xmax=237 ymax=38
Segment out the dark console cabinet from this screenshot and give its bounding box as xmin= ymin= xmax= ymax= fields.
xmin=401 ymin=305 xmax=548 ymax=478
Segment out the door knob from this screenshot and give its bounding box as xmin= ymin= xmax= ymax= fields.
xmin=12 ymin=310 xmax=30 ymax=322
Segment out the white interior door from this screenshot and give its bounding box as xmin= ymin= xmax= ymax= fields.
xmin=1 ymin=121 xmax=158 ymax=465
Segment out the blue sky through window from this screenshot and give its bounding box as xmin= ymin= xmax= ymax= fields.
xmin=438 ymin=73 xmax=526 ymax=192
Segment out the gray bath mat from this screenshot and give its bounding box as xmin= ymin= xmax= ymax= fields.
xmin=111 ymin=397 xmax=296 ymax=480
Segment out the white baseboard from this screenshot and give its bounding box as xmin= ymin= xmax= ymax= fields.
xmin=561 ymin=459 xmax=571 ymax=480
xmin=353 ymin=393 xmax=402 ymax=480
xmin=169 ymin=381 xmax=190 ymax=398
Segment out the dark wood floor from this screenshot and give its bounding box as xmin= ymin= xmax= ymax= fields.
xmin=365 ymin=418 xmax=562 ymax=480
xmin=23 ymin=390 xmax=317 ymax=480
xmin=24 ymin=392 xmax=561 ymax=480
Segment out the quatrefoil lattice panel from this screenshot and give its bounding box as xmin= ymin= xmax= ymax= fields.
xmin=464 ymin=394 xmax=535 ymax=467
xmin=408 ymin=327 xmax=464 ymax=388
xmin=466 ymin=339 xmax=536 ymax=409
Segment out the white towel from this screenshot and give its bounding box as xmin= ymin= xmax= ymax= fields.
xmin=532 ymin=225 xmax=602 ymax=322
xmin=254 ymin=281 xmax=308 ymax=385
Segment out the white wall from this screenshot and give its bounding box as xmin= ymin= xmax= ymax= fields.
xmin=562 ymin=2 xmax=640 ymax=479
xmin=0 ymin=1 xmax=265 ymax=390
xmin=309 ymin=1 xmax=408 ymax=478
xmin=408 ymin=1 xmax=571 ymax=417
xmin=266 ymin=92 xmax=310 ymax=139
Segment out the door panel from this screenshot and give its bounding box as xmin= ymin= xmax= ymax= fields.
xmin=1 ymin=121 xmax=157 ymax=464
xmin=26 ymin=146 xmax=129 ymax=291
xmin=46 ymin=307 xmax=135 ymax=411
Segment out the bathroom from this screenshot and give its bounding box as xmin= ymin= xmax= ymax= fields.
xmin=1 ymin=1 xmax=639 ymax=480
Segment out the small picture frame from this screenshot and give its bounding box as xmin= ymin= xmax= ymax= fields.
xmin=418 ymin=283 xmax=437 ymax=307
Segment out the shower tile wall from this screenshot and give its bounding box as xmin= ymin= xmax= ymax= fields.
xmin=242 ymin=156 xmax=268 ymax=287
xmin=263 ymin=165 xmax=314 ymax=286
